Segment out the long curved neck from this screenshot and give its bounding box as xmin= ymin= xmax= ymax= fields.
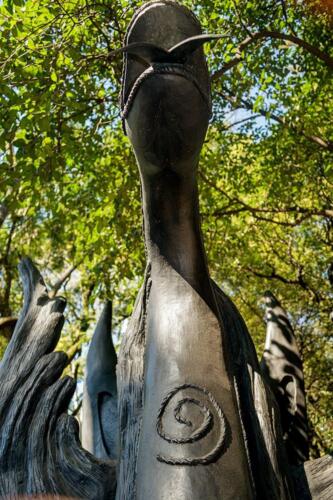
xmin=135 ymin=157 xmax=255 ymax=500
xmin=139 ymin=162 xmax=217 ymax=314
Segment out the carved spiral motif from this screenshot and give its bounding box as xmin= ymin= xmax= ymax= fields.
xmin=156 ymin=383 xmax=227 ymax=466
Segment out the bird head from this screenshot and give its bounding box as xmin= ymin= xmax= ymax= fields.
xmin=117 ymin=1 xmax=222 ymax=176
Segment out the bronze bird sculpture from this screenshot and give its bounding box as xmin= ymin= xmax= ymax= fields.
xmin=116 ymin=2 xmax=292 ymax=499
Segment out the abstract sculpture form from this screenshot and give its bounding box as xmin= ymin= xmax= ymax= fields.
xmin=0 ymin=1 xmax=332 ymax=499
xmin=82 ymin=301 xmax=118 ymax=461
xmin=0 ymin=259 xmax=116 ymax=499
xmin=261 ymin=291 xmax=309 ymax=466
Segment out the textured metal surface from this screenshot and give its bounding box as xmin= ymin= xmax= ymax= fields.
xmin=0 ymin=259 xmax=116 ymax=499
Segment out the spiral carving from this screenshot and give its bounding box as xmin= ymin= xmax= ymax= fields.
xmin=156 ymin=383 xmax=227 ymax=466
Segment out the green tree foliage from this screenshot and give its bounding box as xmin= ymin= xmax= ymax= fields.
xmin=0 ymin=0 xmax=332 ymax=455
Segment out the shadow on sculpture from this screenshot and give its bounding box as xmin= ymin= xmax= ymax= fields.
xmin=0 ymin=1 xmax=332 ymax=499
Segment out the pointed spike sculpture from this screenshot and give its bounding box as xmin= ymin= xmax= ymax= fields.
xmin=82 ymin=301 xmax=118 ymax=461
xmin=261 ymin=291 xmax=309 ymax=465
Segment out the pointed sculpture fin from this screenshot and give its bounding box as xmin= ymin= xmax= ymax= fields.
xmin=82 ymin=301 xmax=118 ymax=461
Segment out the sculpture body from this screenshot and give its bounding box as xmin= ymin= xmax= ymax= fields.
xmin=117 ymin=2 xmax=291 ymax=499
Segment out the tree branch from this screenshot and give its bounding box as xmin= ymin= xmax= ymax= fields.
xmin=0 ymin=205 xmax=8 ymax=228
xmin=246 ymin=266 xmax=301 ymax=285
xmin=71 ymin=398 xmax=82 ymax=417
xmin=245 ymin=265 xmax=321 ymax=302
xmin=0 ymin=316 xmax=17 ymax=339
xmin=213 ymin=204 xmax=333 ymax=220
xmin=218 ymin=90 xmax=333 ymax=151
xmin=231 ymin=0 xmax=253 ymax=38
xmin=0 ymin=219 xmax=17 ymax=316
xmin=223 ymin=114 xmax=261 ymax=129
xmin=49 ymin=263 xmax=80 ymax=298
xmin=212 ymin=29 xmax=333 ymax=81
xmin=67 ymin=345 xmax=81 ymax=365
xmin=0 ymin=316 xmax=17 ymax=328
xmin=279 ymin=0 xmax=297 ymax=36
xmin=2 ymin=218 xmax=17 ymax=263
xmin=199 ymin=170 xmax=333 ymax=223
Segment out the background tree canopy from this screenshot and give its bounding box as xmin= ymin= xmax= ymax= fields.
xmin=0 ymin=0 xmax=332 ymax=456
